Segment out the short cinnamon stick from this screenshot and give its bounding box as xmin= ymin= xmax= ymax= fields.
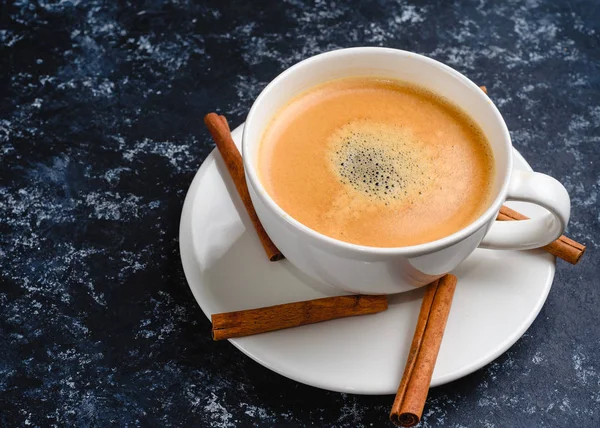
xmin=497 ymin=205 xmax=586 ymax=265
xmin=479 ymin=85 xmax=488 ymax=94
xmin=390 ymin=274 xmax=457 ymax=427
xmin=204 ymin=113 xmax=284 ymax=261
xmin=211 ymin=295 xmax=388 ymax=340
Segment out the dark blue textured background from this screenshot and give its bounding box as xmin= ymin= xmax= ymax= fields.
xmin=1 ymin=1 xmax=598 ymax=426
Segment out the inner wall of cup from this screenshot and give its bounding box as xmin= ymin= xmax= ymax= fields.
xmin=245 ymin=49 xmax=511 ymax=208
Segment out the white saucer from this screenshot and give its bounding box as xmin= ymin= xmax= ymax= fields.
xmin=179 ymin=124 xmax=555 ymax=395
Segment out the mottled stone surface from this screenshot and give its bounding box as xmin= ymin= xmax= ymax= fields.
xmin=1 ymin=0 xmax=598 ymax=426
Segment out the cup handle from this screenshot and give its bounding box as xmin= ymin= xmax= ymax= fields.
xmin=480 ymin=170 xmax=571 ymax=250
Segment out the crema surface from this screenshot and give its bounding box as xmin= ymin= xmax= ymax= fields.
xmin=258 ymin=77 xmax=494 ymax=247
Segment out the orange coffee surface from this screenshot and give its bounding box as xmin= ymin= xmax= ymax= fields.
xmin=258 ymin=77 xmax=494 ymax=247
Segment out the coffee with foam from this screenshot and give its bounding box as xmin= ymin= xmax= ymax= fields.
xmin=329 ymin=120 xmax=432 ymax=203
xmin=258 ymin=77 xmax=494 ymax=247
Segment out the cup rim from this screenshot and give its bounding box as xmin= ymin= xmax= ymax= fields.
xmin=242 ymin=47 xmax=513 ymax=256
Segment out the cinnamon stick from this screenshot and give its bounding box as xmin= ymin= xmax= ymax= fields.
xmin=211 ymin=295 xmax=388 ymax=340
xmin=497 ymin=205 xmax=585 ymax=265
xmin=204 ymin=113 xmax=284 ymax=261
xmin=479 ymin=85 xmax=488 ymax=94
xmin=390 ymin=274 xmax=457 ymax=427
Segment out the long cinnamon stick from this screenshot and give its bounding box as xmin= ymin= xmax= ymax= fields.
xmin=497 ymin=205 xmax=585 ymax=264
xmin=204 ymin=113 xmax=284 ymax=261
xmin=211 ymin=295 xmax=388 ymax=340
xmin=390 ymin=274 xmax=457 ymax=427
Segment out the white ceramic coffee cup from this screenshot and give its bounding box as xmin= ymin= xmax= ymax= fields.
xmin=242 ymin=47 xmax=570 ymax=294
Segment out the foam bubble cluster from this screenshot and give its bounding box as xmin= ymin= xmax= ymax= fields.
xmin=328 ymin=121 xmax=431 ymax=203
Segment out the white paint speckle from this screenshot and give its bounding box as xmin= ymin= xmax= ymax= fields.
xmin=204 ymin=393 xmax=235 ymax=428
xmin=532 ymin=351 xmax=545 ymax=365
xmin=395 ymin=5 xmax=426 ymax=24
